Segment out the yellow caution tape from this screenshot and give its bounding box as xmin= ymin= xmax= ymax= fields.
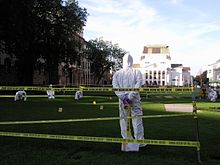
xmin=0 ymin=86 xmax=79 ymax=92
xmin=0 ymin=113 xmax=192 ymax=125
xmin=0 ymin=131 xmax=200 ymax=149
xmin=126 ymin=104 xmax=132 ymax=137
xmin=0 ymin=86 xmax=194 ymax=92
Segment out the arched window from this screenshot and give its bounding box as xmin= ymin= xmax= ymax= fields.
xmin=158 ymin=71 xmax=161 ymax=79
xmin=149 ymin=71 xmax=152 ymax=79
xmin=162 ymin=71 xmax=165 ymax=79
xmin=145 ymin=73 xmax=148 ymax=79
xmin=153 ymin=70 xmax=157 ymax=79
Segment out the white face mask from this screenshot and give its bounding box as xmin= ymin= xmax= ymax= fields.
xmin=123 ymin=54 xmax=133 ymax=69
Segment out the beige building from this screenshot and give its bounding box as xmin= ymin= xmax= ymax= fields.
xmin=134 ymin=44 xmax=191 ymax=86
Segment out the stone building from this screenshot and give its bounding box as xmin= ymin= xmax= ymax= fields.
xmin=0 ymin=34 xmax=111 ymax=86
xmin=0 ymin=34 xmax=90 ymax=86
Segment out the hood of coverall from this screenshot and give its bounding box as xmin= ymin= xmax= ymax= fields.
xmin=122 ymin=54 xmax=133 ymax=69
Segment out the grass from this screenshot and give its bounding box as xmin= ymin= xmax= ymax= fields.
xmin=0 ymin=96 xmax=220 ymax=165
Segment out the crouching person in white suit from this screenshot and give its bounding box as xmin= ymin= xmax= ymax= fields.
xmin=14 ymin=90 xmax=27 ymax=101
xmin=208 ymin=88 xmax=217 ymax=102
xmin=112 ymin=54 xmax=145 ymax=152
xmin=47 ymin=84 xmax=55 ymax=99
xmin=75 ymin=91 xmax=83 ymax=100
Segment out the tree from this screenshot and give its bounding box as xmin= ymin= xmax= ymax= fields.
xmin=194 ymin=70 xmax=208 ymax=85
xmin=0 ymin=0 xmax=88 ymax=85
xmin=85 ymin=38 xmax=127 ymax=84
xmin=0 ymin=0 xmax=37 ymax=84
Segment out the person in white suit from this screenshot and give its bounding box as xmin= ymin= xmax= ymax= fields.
xmin=75 ymin=91 xmax=83 ymax=100
xmin=14 ymin=90 xmax=27 ymax=101
xmin=208 ymin=88 xmax=217 ymax=102
xmin=47 ymin=84 xmax=55 ymax=99
xmin=112 ymin=54 xmax=145 ymax=152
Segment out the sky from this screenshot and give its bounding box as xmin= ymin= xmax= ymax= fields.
xmin=78 ymin=0 xmax=220 ymax=76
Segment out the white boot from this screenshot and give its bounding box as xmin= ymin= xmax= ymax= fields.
xmin=121 ymin=143 xmax=139 ymax=152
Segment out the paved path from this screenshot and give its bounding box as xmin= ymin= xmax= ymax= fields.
xmin=164 ymin=104 xmax=193 ymax=112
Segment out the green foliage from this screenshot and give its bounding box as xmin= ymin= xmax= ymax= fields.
xmin=85 ymin=38 xmax=127 ymax=84
xmin=194 ymin=70 xmax=208 ymax=85
xmin=0 ymin=0 xmax=88 ymax=84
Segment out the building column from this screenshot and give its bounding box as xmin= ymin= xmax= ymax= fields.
xmin=158 ymin=70 xmax=162 ymax=86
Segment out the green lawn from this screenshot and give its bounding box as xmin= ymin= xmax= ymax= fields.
xmin=0 ymin=96 xmax=220 ymax=165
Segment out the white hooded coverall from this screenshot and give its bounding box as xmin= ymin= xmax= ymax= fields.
xmin=47 ymin=84 xmax=55 ymax=99
xmin=75 ymin=91 xmax=83 ymax=100
xmin=112 ymin=54 xmax=145 ymax=151
xmin=14 ymin=90 xmax=27 ymax=101
xmin=208 ymin=88 xmax=217 ymax=102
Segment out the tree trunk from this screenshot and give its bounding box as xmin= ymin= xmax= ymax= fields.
xmin=19 ymin=52 xmax=34 ymax=85
xmin=96 ymin=69 xmax=107 ymax=85
xmin=48 ymin=64 xmax=59 ymax=84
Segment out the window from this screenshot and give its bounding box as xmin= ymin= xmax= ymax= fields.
xmin=145 ymin=73 xmax=148 ymax=79
xmin=153 ymin=71 xmax=157 ymax=79
xmin=143 ymin=47 xmax=148 ymax=53
xmin=149 ymin=71 xmax=152 ymax=79
xmin=158 ymin=71 xmax=161 ymax=79
xmin=152 ymin=48 xmax=161 ymax=53
xmin=141 ymin=56 xmax=145 ymax=60
xmin=162 ymin=71 xmax=165 ymax=79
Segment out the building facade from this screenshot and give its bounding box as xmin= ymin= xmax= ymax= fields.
xmin=169 ymin=64 xmax=191 ymax=86
xmin=207 ymin=59 xmax=220 ymax=83
xmin=134 ymin=44 xmax=191 ymax=86
xmin=0 ymin=34 xmax=92 ymax=86
xmin=0 ymin=51 xmax=19 ymax=85
xmin=0 ymin=34 xmax=111 ymax=86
